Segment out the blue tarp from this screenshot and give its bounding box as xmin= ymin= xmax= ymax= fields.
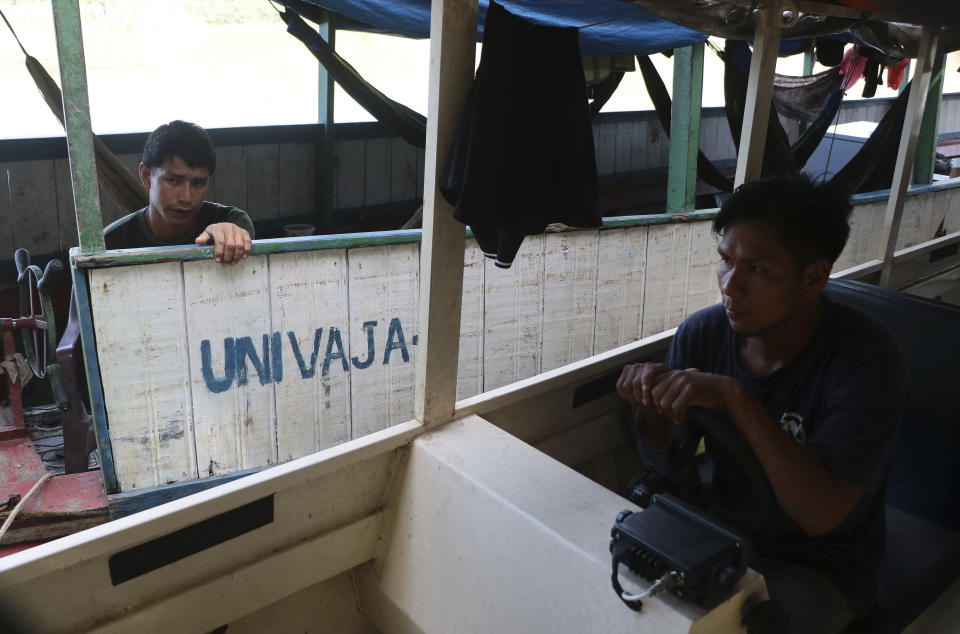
xmin=294 ymin=0 xmax=708 ymax=56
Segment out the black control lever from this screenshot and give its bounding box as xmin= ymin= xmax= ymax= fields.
xmin=14 ymin=247 xmax=30 ymax=281
xmin=38 ymin=259 xmax=64 ymax=296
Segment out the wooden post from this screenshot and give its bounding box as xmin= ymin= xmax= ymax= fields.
xmin=879 ymin=28 xmax=938 ymax=288
xmin=51 ymin=0 xmax=103 ymax=252
xmin=316 ymin=11 xmax=336 ymax=232
xmin=899 ymin=60 xmax=911 ymax=96
xmin=913 ymin=54 xmax=945 ymax=186
xmin=666 ymin=43 xmax=704 ymax=214
xmin=734 ymin=0 xmax=784 ymax=187
xmin=799 ymin=44 xmax=814 ymax=135
xmin=414 ymin=0 xmax=477 ymax=426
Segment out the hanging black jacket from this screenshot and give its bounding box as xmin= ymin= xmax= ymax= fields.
xmin=440 ymin=0 xmax=601 ymax=268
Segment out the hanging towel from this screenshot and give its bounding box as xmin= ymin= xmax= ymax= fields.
xmin=440 ymin=0 xmax=600 ymax=269
xmin=886 ymin=58 xmax=910 ymax=91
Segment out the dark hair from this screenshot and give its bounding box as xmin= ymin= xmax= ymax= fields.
xmin=141 ymin=120 xmax=217 ymax=174
xmin=712 ymin=174 xmax=852 ymax=265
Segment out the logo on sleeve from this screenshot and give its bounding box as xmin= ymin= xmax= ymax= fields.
xmin=779 ymin=412 xmax=807 ymax=445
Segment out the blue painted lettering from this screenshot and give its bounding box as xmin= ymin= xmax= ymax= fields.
xmin=201 ymin=338 xmax=236 ymax=393
xmin=351 ymin=320 xmax=377 ymax=369
xmin=272 ymin=332 xmax=283 ymax=383
xmin=383 ymin=317 xmax=409 ymax=365
xmin=288 ymin=328 xmax=323 ymax=379
xmin=322 ymin=327 xmax=349 ymax=376
xmin=201 ymin=318 xmax=418 ymax=393
xmin=235 ymin=335 xmax=272 ymax=386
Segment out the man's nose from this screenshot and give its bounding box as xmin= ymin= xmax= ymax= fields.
xmin=718 ymin=265 xmax=744 ymax=297
xmin=179 ymin=182 xmax=196 ymax=201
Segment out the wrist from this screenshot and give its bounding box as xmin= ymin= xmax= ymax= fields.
xmin=721 ymin=377 xmax=747 ymax=417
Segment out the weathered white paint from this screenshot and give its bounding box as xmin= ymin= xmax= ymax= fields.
xmin=880 ymin=28 xmax=939 ymax=286
xmin=226 ymin=570 xmax=379 ymax=634
xmin=0 ymin=420 xmax=417 ymax=633
xmin=734 ymin=0 xmax=783 ymax=186
xmin=90 ymin=263 xmax=198 ymax=491
xmin=184 ymin=257 xmax=278 ymax=477
xmin=84 ymin=184 xmax=960 ymax=491
xmin=482 ymin=235 xmax=546 ymax=390
xmin=541 ymin=231 xmax=600 ymax=371
xmin=270 ymin=249 xmax=352 ymax=461
xmin=456 ymin=240 xmax=486 ymax=400
xmin=414 ymin=0 xmax=476 ymax=426
xmin=348 ymin=243 xmax=420 ymax=436
xmin=593 ymin=227 xmax=648 ymax=352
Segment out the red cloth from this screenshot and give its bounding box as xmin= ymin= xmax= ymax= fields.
xmin=886 ymin=59 xmax=910 ymax=91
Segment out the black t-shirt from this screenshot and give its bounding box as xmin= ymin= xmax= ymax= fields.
xmin=103 ymin=202 xmax=255 ymax=250
xmin=666 ymin=299 xmax=906 ymax=615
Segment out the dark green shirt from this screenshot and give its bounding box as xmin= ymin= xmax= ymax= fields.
xmin=103 ymin=202 xmax=255 ymax=250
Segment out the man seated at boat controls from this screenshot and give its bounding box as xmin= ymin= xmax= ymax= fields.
xmin=104 ymin=120 xmax=254 ymax=264
xmin=616 ymin=175 xmax=906 ymax=634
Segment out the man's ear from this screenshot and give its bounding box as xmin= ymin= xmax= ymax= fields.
xmin=802 ymin=259 xmax=831 ymax=298
xmin=138 ymin=162 xmax=152 ymax=189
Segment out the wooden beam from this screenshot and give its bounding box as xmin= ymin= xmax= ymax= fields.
xmin=913 ymin=54 xmax=946 ymax=185
xmin=454 ymin=330 xmax=675 ymax=419
xmin=666 ymin=43 xmax=705 ymax=213
xmin=51 ymin=0 xmax=103 ymax=252
xmin=414 ymin=0 xmax=477 ymax=426
xmin=734 ymin=0 xmax=784 ymax=186
xmin=799 ymin=44 xmax=815 ymax=135
xmin=879 ymin=27 xmax=938 ymax=287
xmin=316 ymin=11 xmax=336 ymax=232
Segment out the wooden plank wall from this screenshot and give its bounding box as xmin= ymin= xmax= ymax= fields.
xmin=88 ymin=224 xmax=718 ymax=490
xmin=88 ymin=183 xmax=959 ymax=491
xmin=10 ymin=96 xmax=959 ymax=262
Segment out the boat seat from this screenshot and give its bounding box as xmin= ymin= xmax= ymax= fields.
xmin=824 ymin=279 xmax=960 ymax=632
xmin=847 ymin=506 xmax=960 ymax=634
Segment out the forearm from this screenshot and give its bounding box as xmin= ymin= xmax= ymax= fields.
xmin=724 ymin=384 xmax=862 ymax=536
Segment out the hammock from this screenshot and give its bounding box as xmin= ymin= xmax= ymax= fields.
xmin=1 ymin=9 xmax=148 ymax=214
xmin=722 ymin=40 xmax=848 ymax=179
xmin=773 ymin=68 xmax=843 ymax=123
xmin=635 ymin=54 xmax=733 ymax=193
xmin=279 ymin=7 xmax=428 ymax=148
xmin=829 ymin=83 xmax=911 ymax=194
xmin=723 ymin=41 xmax=798 ymax=178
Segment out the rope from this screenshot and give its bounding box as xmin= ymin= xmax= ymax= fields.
xmin=0 ymin=7 xmax=28 ymax=57
xmin=0 ymin=473 xmax=53 ymax=543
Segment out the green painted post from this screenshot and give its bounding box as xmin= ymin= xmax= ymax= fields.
xmin=51 ymin=0 xmax=103 ymax=252
xmin=666 ymin=43 xmax=704 ymax=214
xmin=913 ymin=54 xmax=946 ymax=185
xmin=317 ymin=10 xmax=336 ymax=232
xmin=799 ymin=45 xmax=815 ymax=134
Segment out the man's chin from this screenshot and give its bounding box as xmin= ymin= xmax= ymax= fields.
xmin=165 ymin=211 xmax=198 ymax=229
xmin=726 ymin=316 xmax=761 ymax=336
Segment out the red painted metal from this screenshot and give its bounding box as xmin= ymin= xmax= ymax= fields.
xmin=0 ymin=317 xmax=48 ymax=331
xmin=2 ymin=470 xmax=106 ymax=516
xmin=0 ymin=438 xmax=47 ymax=484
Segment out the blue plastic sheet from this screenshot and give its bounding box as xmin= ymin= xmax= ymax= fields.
xmin=294 ymin=0 xmax=708 ymax=56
